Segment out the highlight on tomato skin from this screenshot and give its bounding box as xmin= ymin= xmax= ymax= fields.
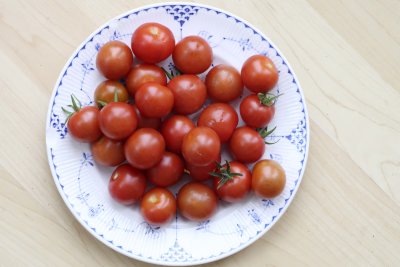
xmin=241 ymin=55 xmax=279 ymax=93
xmin=91 ymin=136 xmax=125 ymax=167
xmin=206 ymin=64 xmax=243 ymax=102
xmin=252 ymin=159 xmax=286 ymax=198
xmin=140 ymin=187 xmax=177 ymax=225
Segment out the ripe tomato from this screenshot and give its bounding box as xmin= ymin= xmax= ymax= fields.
xmin=206 ymin=64 xmax=243 ymax=102
xmin=241 ymin=55 xmax=278 ymax=93
xmin=147 ymin=152 xmax=184 ymax=187
xmin=96 ymin=40 xmax=133 ymax=80
xmin=124 ymin=128 xmax=165 ymax=169
xmin=141 ymin=187 xmax=176 ymax=225
xmin=131 ymin=23 xmax=175 ymax=64
xmin=94 ymin=80 xmax=129 ymax=107
xmin=212 ymin=161 xmax=251 ymax=203
xmin=240 ymin=93 xmax=277 ymax=128
xmin=125 ymin=64 xmax=167 ymax=96
xmin=186 ymin=154 xmax=221 ymax=181
xmin=132 ymin=105 xmax=161 ymax=130
xmin=91 ymin=136 xmax=125 ymax=167
xmin=65 ymin=105 xmax=101 ymax=143
xmin=161 ymin=115 xmax=195 ymax=154
xmin=197 ymin=103 xmax=238 ymax=143
xmin=252 ymin=160 xmax=286 ymax=198
xmin=135 ymin=82 xmax=174 ymax=118
xmin=182 ymin=127 xmax=221 ymax=167
xmin=172 ymin=36 xmax=212 ymax=74
xmin=167 ymin=74 xmax=207 ymax=115
xmin=99 ymin=102 xmax=137 ymax=140
xmin=229 ymin=126 xmax=265 ymax=163
xmin=177 ymin=182 xmax=217 ymax=221
xmin=108 ymin=164 xmax=146 ymax=205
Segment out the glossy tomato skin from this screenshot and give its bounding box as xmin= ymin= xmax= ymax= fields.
xmin=94 ymin=80 xmax=129 ymax=107
xmin=197 ymin=103 xmax=238 ymax=143
xmin=229 ymin=126 xmax=265 ymax=163
xmin=99 ymin=102 xmax=138 ymax=140
xmin=141 ymin=188 xmax=176 ymax=225
xmin=67 ymin=106 xmax=102 ymax=142
xmin=206 ymin=64 xmax=243 ymax=102
xmin=109 ymin=164 xmax=146 ymax=205
xmin=135 ymin=82 xmax=174 ymax=118
xmin=167 ymin=75 xmax=207 ymax=115
xmin=240 ymin=94 xmax=275 ymax=128
xmin=186 ymin=154 xmax=221 ymax=181
xmin=161 ymin=115 xmax=195 ymax=154
xmin=131 ymin=23 xmax=175 ymax=64
xmin=177 ymin=182 xmax=217 ymax=221
xmin=147 ymin=152 xmax=184 ymax=187
xmin=241 ymin=55 xmax=278 ymax=93
xmin=96 ymin=41 xmax=133 ymax=80
xmin=213 ymin=161 xmax=252 ymax=203
xmin=132 ymin=105 xmax=161 ymax=130
xmin=172 ymin=36 xmax=212 ymax=74
xmin=252 ymin=160 xmax=286 ymax=198
xmin=91 ymin=136 xmax=125 ymax=167
xmin=124 ymin=128 xmax=165 ymax=169
xmin=182 ymin=127 xmax=221 ymax=167
xmin=125 ymin=64 xmax=167 ymax=96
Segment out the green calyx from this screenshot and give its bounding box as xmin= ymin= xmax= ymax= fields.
xmin=161 ymin=66 xmax=182 ymax=80
xmin=61 ymin=94 xmax=82 ymax=123
xmin=257 ymin=92 xmax=283 ymax=107
xmin=209 ymin=160 xmax=243 ymax=189
xmin=257 ymin=126 xmax=279 ymax=145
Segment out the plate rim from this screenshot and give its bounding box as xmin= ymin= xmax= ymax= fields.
xmin=45 ymin=2 xmax=310 ymax=265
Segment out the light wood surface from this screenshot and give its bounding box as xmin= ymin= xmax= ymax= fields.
xmin=1 ymin=0 xmax=399 ymax=266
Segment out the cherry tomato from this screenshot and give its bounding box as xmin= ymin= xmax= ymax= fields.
xmin=241 ymin=55 xmax=278 ymax=93
xmin=172 ymin=36 xmax=212 ymax=74
xmin=132 ymin=105 xmax=161 ymax=130
xmin=141 ymin=187 xmax=176 ymax=225
xmin=161 ymin=115 xmax=195 ymax=153
xmin=186 ymin=154 xmax=221 ymax=181
xmin=252 ymin=160 xmax=286 ymax=198
xmin=66 ymin=106 xmax=101 ymax=143
xmin=146 ymin=152 xmax=184 ymax=187
xmin=125 ymin=64 xmax=167 ymax=96
xmin=212 ymin=161 xmax=251 ymax=203
xmin=96 ymin=41 xmax=133 ymax=80
xmin=182 ymin=127 xmax=221 ymax=167
xmin=91 ymin=136 xmax=125 ymax=167
xmin=240 ymin=93 xmax=276 ymax=128
xmin=131 ymin=23 xmax=175 ymax=64
xmin=197 ymin=103 xmax=238 ymax=143
xmin=229 ymin=126 xmax=265 ymax=163
xmin=99 ymin=102 xmax=138 ymax=140
xmin=94 ymin=80 xmax=129 ymax=107
xmin=177 ymin=182 xmax=217 ymax=221
xmin=167 ymin=74 xmax=207 ymax=115
xmin=124 ymin=128 xmax=165 ymax=169
xmin=109 ymin=164 xmax=146 ymax=205
xmin=206 ymin=64 xmax=243 ymax=102
xmin=135 ymin=82 xmax=174 ymax=118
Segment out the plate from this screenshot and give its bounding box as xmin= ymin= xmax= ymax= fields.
xmin=46 ymin=2 xmax=309 ymax=266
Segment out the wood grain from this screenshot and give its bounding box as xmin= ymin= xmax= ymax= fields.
xmin=0 ymin=0 xmax=399 ymax=266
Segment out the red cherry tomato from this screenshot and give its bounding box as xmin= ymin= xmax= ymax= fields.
xmin=206 ymin=64 xmax=243 ymax=102
xmin=96 ymin=40 xmax=133 ymax=80
xmin=212 ymin=161 xmax=252 ymax=203
xmin=182 ymin=127 xmax=221 ymax=167
xmin=99 ymin=102 xmax=138 ymax=140
xmin=131 ymin=23 xmax=175 ymax=64
xmin=197 ymin=103 xmax=238 ymax=143
xmin=186 ymin=154 xmax=221 ymax=181
xmin=241 ymin=55 xmax=278 ymax=93
xmin=135 ymin=82 xmax=174 ymax=118
xmin=132 ymin=105 xmax=161 ymax=130
xmin=172 ymin=36 xmax=213 ymax=74
xmin=91 ymin=136 xmax=125 ymax=167
xmin=161 ymin=115 xmax=195 ymax=154
xmin=94 ymin=80 xmax=129 ymax=107
xmin=167 ymin=74 xmax=207 ymax=115
xmin=125 ymin=64 xmax=167 ymax=96
xmin=147 ymin=152 xmax=184 ymax=187
xmin=240 ymin=94 xmax=276 ymax=128
xmin=109 ymin=164 xmax=146 ymax=205
xmin=229 ymin=126 xmax=265 ymax=163
xmin=252 ymin=159 xmax=286 ymax=198
xmin=66 ymin=106 xmax=101 ymax=143
xmin=177 ymin=182 xmax=217 ymax=221
xmin=124 ymin=128 xmax=165 ymax=169
xmin=141 ymin=187 xmax=176 ymax=225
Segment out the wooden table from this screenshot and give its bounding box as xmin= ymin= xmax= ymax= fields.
xmin=1 ymin=0 xmax=399 ymax=266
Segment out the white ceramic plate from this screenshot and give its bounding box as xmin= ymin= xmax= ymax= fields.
xmin=46 ymin=2 xmax=309 ymax=265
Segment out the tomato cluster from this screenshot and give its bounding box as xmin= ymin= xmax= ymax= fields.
xmin=63 ymin=22 xmax=286 ymax=225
